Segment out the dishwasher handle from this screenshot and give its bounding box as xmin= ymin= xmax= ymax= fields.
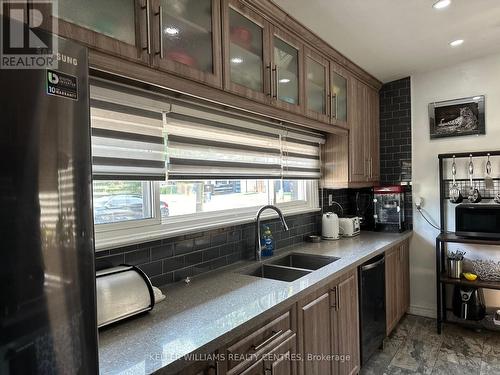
xmin=361 ymin=256 xmax=385 ymax=271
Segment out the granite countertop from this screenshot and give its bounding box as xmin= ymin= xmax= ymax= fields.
xmin=98 ymin=231 xmax=412 ymax=375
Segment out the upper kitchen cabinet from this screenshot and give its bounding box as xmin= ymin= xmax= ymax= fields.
xmin=222 ymin=0 xmax=271 ymax=103
xmin=55 ymin=0 xmax=150 ymax=64
xmin=330 ymin=64 xmax=349 ymax=128
xmin=269 ymin=26 xmax=303 ymax=113
xmin=152 ymin=0 xmax=223 ymax=88
xmin=322 ymin=77 xmax=380 ymax=188
xmin=304 ymin=48 xmax=330 ymax=123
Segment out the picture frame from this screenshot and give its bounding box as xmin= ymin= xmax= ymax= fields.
xmin=429 ymin=95 xmax=485 ymax=139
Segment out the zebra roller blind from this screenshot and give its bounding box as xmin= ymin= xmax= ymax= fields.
xmin=165 ymin=103 xmax=325 ymax=180
xmin=90 ymin=81 xmax=168 ymax=181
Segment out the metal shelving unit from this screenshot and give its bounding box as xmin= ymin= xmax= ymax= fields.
xmin=436 ymin=151 xmax=500 ymax=334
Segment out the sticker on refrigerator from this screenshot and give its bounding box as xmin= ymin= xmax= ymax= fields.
xmin=46 ymin=70 xmax=78 ymax=100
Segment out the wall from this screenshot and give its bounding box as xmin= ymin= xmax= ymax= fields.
xmin=411 ymin=52 xmax=500 ymax=317
xmin=96 ymin=212 xmax=320 ymax=286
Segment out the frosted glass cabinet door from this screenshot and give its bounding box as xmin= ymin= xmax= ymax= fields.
xmin=156 ymin=0 xmax=222 ymax=87
xmin=59 ymin=0 xmax=136 ymax=44
xmin=223 ymin=0 xmax=270 ymax=103
xmin=271 ymin=27 xmax=302 ymax=113
xmin=304 ymin=48 xmax=329 ymax=123
xmin=56 ymin=0 xmax=149 ymax=63
xmin=331 ymin=68 xmax=348 ymax=126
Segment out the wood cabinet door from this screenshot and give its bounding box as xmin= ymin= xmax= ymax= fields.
xmin=349 ymin=79 xmax=368 ymax=183
xmin=304 ymin=48 xmax=330 ymax=123
xmin=385 ymin=245 xmax=400 ymax=335
xmin=297 ymin=292 xmax=332 ymax=375
xmin=51 ymin=0 xmax=150 ymax=64
xmin=367 ymin=87 xmax=380 ymax=182
xmin=399 ymin=240 xmax=410 ymax=316
xmin=269 ymin=25 xmax=303 ymax=114
xmin=177 ymin=360 xmax=218 ymax=375
xmin=151 ymin=0 xmax=223 ymax=88
xmin=332 ymin=270 xmax=360 ymax=375
xmin=222 ymin=0 xmax=271 ymax=104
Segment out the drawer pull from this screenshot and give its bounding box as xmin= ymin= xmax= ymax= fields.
xmin=252 ymin=329 xmax=283 ymax=352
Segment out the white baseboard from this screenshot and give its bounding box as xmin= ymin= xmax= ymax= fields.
xmin=408 ymin=304 xmax=436 ymax=318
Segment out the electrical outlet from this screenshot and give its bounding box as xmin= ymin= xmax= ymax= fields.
xmin=328 ymin=194 xmax=333 ymax=206
xmin=415 ymin=197 xmax=424 ymax=210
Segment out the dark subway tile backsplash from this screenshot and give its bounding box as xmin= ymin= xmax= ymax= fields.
xmin=379 ymin=76 xmax=413 ymax=227
xmin=379 ymin=77 xmax=412 ymax=186
xmin=95 ymin=211 xmax=321 ymax=287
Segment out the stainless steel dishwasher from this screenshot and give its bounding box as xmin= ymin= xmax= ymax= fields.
xmin=358 ymin=254 xmax=386 ymax=365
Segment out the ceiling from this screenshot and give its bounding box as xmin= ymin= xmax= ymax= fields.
xmin=273 ymin=0 xmax=500 ymax=82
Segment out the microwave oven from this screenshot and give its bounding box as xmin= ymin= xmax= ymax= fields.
xmin=455 ymin=204 xmax=500 ymax=239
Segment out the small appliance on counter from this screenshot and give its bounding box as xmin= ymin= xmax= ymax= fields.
xmin=373 ymin=186 xmax=406 ymax=232
xmin=339 ymin=216 xmax=361 ymax=237
xmin=322 ymin=212 xmax=340 ymax=240
xmin=96 ymin=265 xmax=156 ymax=328
xmin=452 ymin=285 xmax=486 ymax=321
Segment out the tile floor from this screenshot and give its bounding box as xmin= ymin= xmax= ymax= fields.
xmin=361 ymin=314 xmax=500 ymax=375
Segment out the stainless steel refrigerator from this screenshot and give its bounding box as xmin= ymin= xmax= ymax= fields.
xmin=0 ymin=30 xmax=98 ymax=374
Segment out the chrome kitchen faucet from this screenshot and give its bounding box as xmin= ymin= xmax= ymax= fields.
xmin=255 ymin=205 xmax=289 ymax=261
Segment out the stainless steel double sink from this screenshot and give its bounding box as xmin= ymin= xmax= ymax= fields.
xmin=240 ymin=253 xmax=340 ymax=282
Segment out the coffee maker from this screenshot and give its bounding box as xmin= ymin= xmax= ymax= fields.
xmin=452 ymin=286 xmax=486 ymax=321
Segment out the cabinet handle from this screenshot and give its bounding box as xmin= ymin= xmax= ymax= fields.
xmin=331 ymin=286 xmax=339 ymax=311
xmin=369 ymin=157 xmax=373 ymax=178
xmin=337 ymin=286 xmax=340 ymax=311
xmin=252 ymin=329 xmax=283 ymax=352
xmin=331 ymin=93 xmax=337 ymax=119
xmin=267 ymin=64 xmax=272 ymax=97
xmin=142 ymin=0 xmax=151 ymax=54
xmin=272 ymin=65 xmax=278 ymax=99
xmin=155 ymin=5 xmax=164 ymax=58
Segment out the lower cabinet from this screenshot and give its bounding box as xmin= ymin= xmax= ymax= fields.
xmin=332 ymin=271 xmax=360 ymax=375
xmin=177 ymin=360 xmax=218 ymax=375
xmin=297 ymin=268 xmax=360 ymax=375
xmin=298 ymin=291 xmax=332 ymax=375
xmin=218 ymin=308 xmax=297 ymax=375
xmin=385 ymin=239 xmax=410 ymax=335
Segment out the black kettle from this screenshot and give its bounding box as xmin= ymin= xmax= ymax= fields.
xmin=452 ymin=286 xmax=486 ymax=321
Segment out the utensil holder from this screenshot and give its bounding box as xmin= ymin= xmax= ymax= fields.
xmin=447 ymin=259 xmax=463 ymax=279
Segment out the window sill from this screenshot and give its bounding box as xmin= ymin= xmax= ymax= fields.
xmin=95 ymin=206 xmax=321 ymax=252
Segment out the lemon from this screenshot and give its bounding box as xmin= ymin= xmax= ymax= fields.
xmin=463 ymin=272 xmax=478 ymax=281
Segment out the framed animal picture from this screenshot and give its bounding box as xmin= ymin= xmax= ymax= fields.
xmin=429 ymin=96 xmax=485 ymax=139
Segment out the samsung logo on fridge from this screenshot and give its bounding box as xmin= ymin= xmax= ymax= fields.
xmin=57 ymin=52 xmax=78 ymax=66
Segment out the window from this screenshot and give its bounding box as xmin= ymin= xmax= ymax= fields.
xmin=159 ymin=179 xmax=306 ymax=217
xmin=94 ymin=178 xmax=318 ymax=249
xmin=93 ymin=181 xmax=153 ymax=225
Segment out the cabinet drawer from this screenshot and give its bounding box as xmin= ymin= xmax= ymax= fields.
xmin=263 ymin=333 xmax=297 ymax=374
xmin=227 ymin=311 xmax=292 ymax=371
